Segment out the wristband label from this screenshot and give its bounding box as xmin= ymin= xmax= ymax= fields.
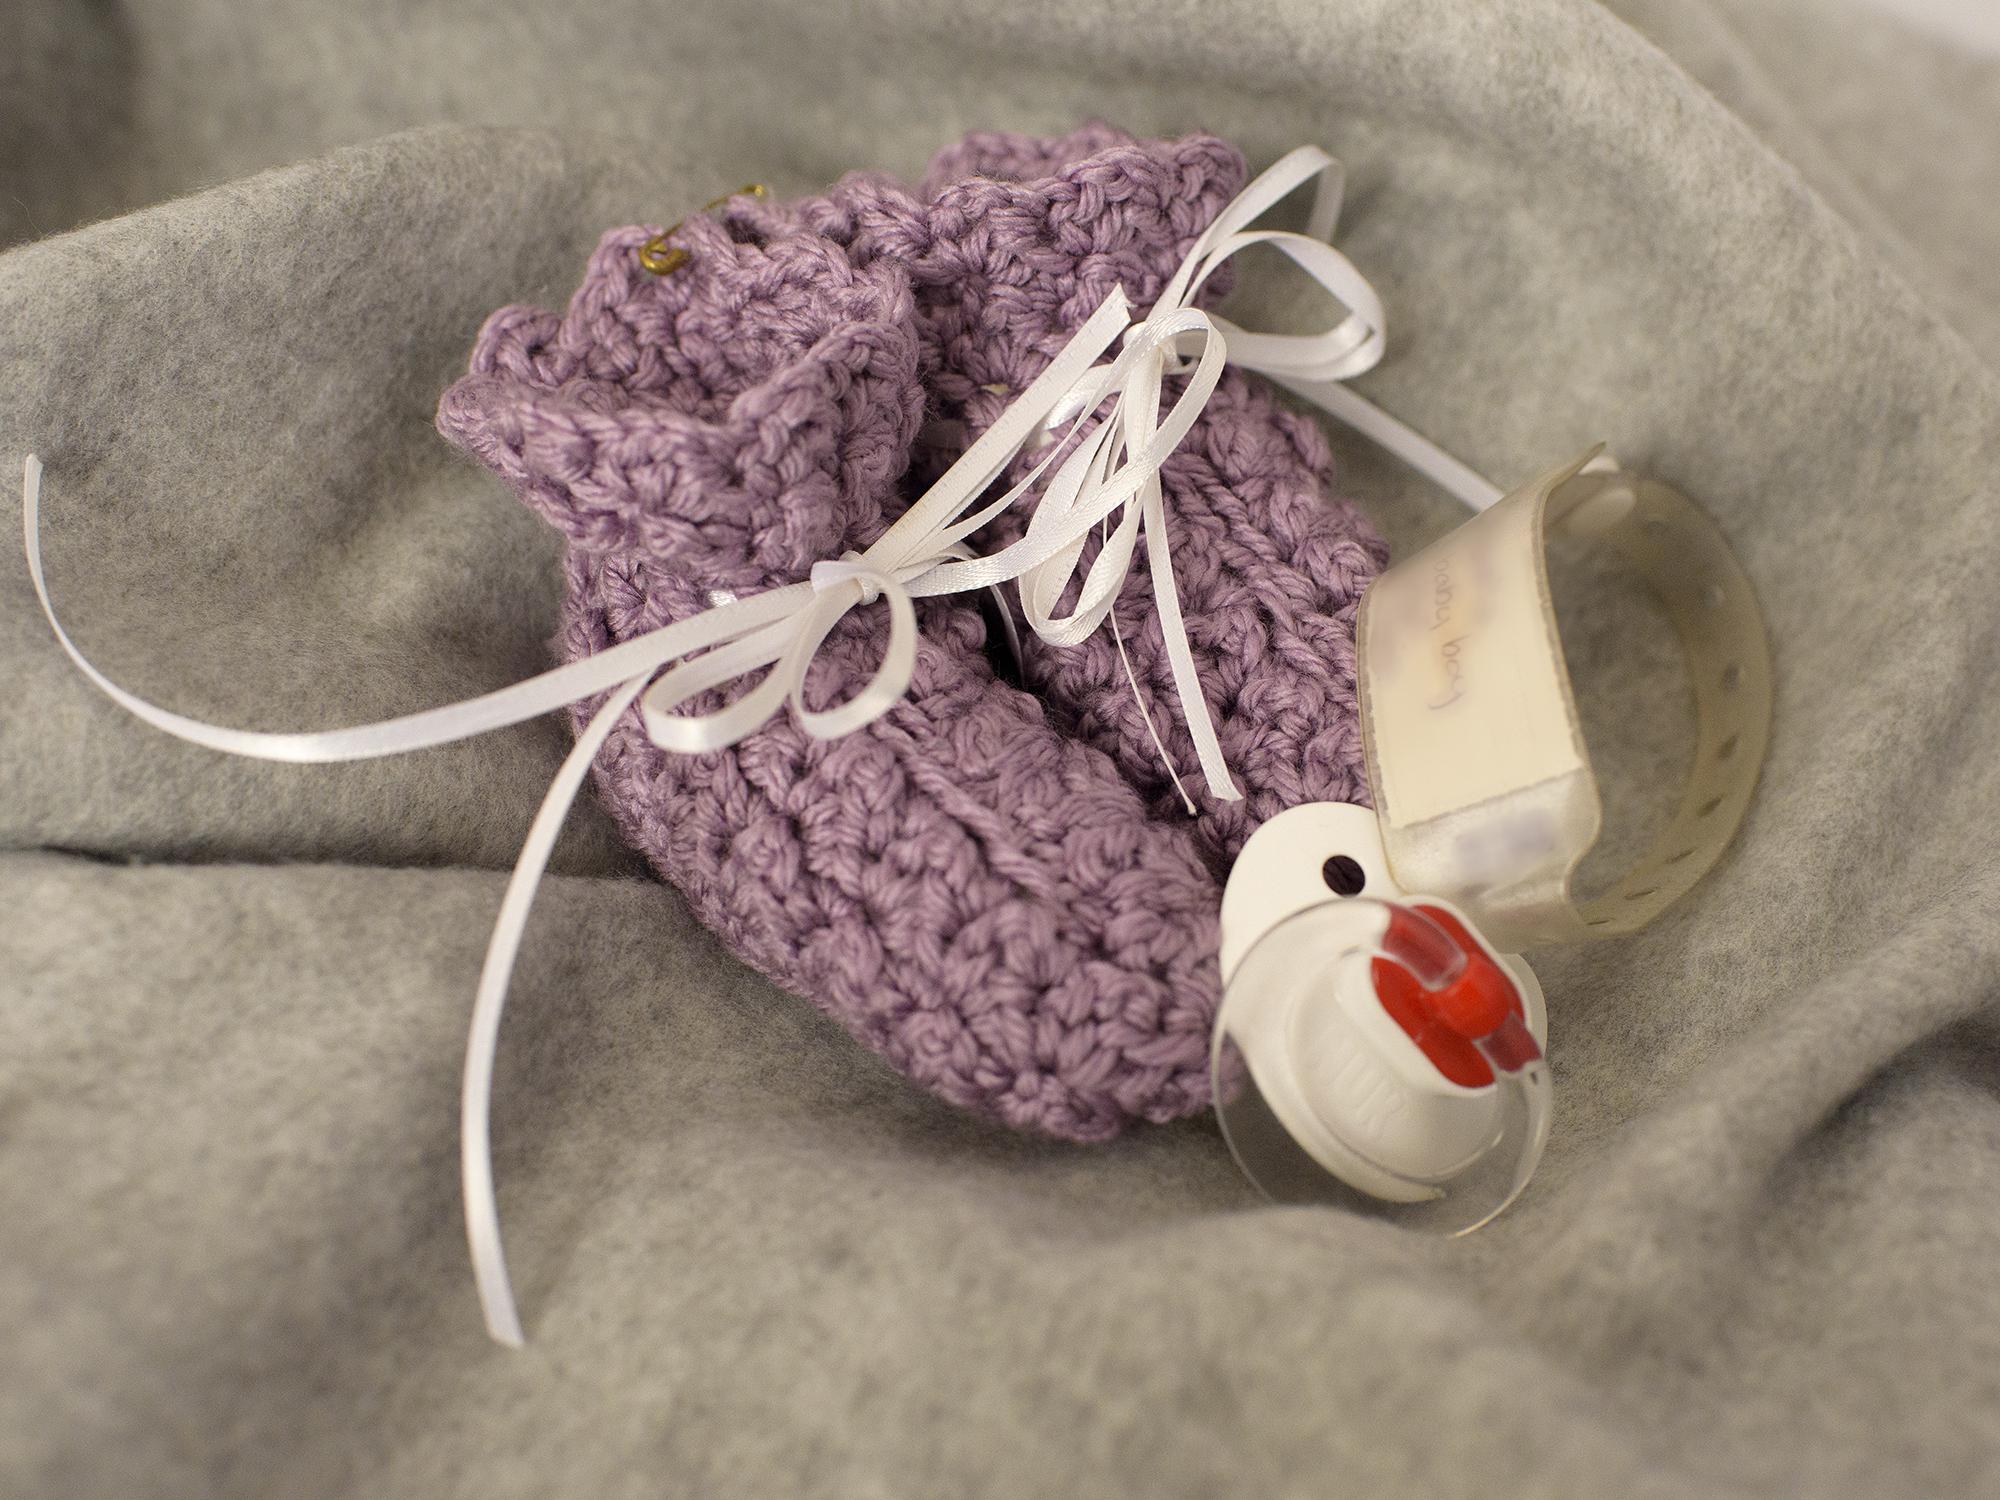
xmin=1361 ymin=458 xmax=1589 ymax=829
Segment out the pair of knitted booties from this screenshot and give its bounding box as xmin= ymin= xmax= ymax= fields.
xmin=437 ymin=125 xmax=1388 ymax=1142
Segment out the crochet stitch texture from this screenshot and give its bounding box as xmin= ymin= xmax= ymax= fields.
xmin=437 ymin=127 xmax=1387 ymax=1139
xmin=728 ymin=124 xmax=1389 ymax=876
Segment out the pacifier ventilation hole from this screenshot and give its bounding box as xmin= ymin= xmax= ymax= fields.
xmin=1322 ymin=854 xmax=1367 ymax=895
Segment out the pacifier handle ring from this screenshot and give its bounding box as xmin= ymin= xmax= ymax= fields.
xmin=1210 ymin=893 xmax=1551 ymax=1230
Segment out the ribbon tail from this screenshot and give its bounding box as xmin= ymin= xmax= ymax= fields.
xmin=1140 ymin=479 xmax=1241 ymax=802
xmin=1107 ymin=580 xmax=1198 ymax=816
xmin=1267 ymin=376 xmax=1502 ymax=513
xmin=24 ymin=454 xmax=806 ymax=762
xmin=462 ymin=672 xmax=650 ymax=1349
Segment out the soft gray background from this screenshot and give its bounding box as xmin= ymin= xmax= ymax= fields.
xmin=1857 ymin=0 xmax=2000 ymax=51
xmin=4 ymin=1 xmax=1998 ymax=1495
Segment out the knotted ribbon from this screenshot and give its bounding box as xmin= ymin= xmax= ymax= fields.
xmin=23 ymin=145 xmax=1499 ymax=1346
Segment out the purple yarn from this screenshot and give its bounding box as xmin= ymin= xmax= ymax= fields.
xmin=726 ymin=124 xmax=1389 ymax=874
xmin=436 ymin=126 xmax=1387 ymax=1140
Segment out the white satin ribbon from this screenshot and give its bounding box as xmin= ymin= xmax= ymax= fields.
xmin=22 ymin=144 xmax=1497 ymax=1347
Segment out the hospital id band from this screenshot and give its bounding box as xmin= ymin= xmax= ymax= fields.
xmin=1357 ymin=449 xmax=1773 ymax=949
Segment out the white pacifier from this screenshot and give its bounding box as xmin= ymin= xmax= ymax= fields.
xmin=1213 ymin=802 xmax=1552 ymax=1233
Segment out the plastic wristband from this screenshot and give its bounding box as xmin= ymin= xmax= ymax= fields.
xmin=1356 ymin=448 xmax=1773 ymax=949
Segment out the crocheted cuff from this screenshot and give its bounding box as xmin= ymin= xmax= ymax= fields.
xmin=716 ymin=126 xmax=1246 ymax=429
xmin=436 ymin=218 xmax=925 ymax=591
xmin=911 ymin=126 xmax=1245 ymax=404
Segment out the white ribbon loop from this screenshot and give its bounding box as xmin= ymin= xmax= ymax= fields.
xmin=809 ymin=553 xmax=889 ymax=603
xmin=23 ymin=144 xmax=1503 ymax=1347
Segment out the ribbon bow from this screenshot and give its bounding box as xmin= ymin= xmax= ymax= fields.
xmin=23 ymin=145 xmax=1500 ymax=1347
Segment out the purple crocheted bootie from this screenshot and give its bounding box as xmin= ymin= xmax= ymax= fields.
xmin=727 ymin=126 xmax=1391 ymax=876
xmin=437 ymin=213 xmax=1226 ymax=1141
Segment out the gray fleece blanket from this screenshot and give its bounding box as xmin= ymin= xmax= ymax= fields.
xmin=5 ymin=1 xmax=1999 ymax=1495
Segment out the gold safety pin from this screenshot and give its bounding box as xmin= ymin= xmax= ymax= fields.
xmin=639 ymin=183 xmax=768 ymax=276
